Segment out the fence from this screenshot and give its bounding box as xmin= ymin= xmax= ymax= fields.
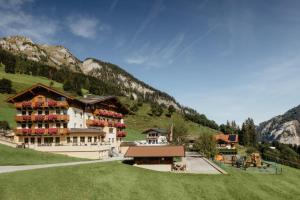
xmin=262 ymin=152 xmax=300 ymax=169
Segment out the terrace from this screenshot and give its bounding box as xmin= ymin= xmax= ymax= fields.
xmin=15 ymin=100 xmax=69 ymax=109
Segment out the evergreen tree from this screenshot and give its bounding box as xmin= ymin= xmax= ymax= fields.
xmin=168 ymin=105 xmax=176 ymax=115
xmin=150 ymin=103 xmax=163 ymax=116
xmin=0 ymin=78 xmax=13 ymax=94
xmin=240 ymin=118 xmax=256 ymax=146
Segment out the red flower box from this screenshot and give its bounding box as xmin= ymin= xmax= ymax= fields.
xmin=47 ymin=100 xmax=57 ymax=107
xmin=48 ymin=114 xmax=58 ymax=120
xmin=117 ymin=131 xmax=127 ymax=137
xmin=22 ymin=101 xmax=32 ymax=107
xmin=23 ymin=115 xmax=32 ymax=121
xmin=35 ymin=128 xmax=45 ymax=134
xmin=115 ymin=122 xmax=126 ymax=128
xmin=22 ymin=128 xmax=32 ymax=134
xmin=35 ymin=115 xmax=45 ymax=121
xmin=48 ymin=128 xmax=58 ymax=134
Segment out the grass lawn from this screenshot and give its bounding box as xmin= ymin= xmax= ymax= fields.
xmin=0 ymin=144 xmax=86 ymax=165
xmin=0 ymin=161 xmax=299 ymax=200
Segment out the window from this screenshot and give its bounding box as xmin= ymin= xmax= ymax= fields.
xmin=67 ymin=137 xmax=71 ymax=143
xmin=56 ymin=109 xmax=60 ymax=114
xmin=24 ymin=138 xmax=29 ymax=143
xmin=94 ymin=136 xmax=97 ymax=142
xmin=63 ymin=109 xmax=67 ymax=115
xmin=55 ymin=137 xmax=60 ymax=143
xmin=30 ymin=137 xmax=35 ymax=144
xmin=45 ymin=110 xmax=49 ymax=115
xmin=45 ymin=123 xmax=49 ymax=128
xmin=80 ymin=137 xmax=85 ymax=143
xmin=74 ymin=123 xmax=76 ymax=128
xmin=38 ymin=110 xmax=43 ymax=115
xmin=28 ymin=123 xmax=32 ymax=128
xmin=80 ymin=112 xmax=83 ymax=119
xmin=56 ymin=123 xmax=60 ymax=128
xmin=73 ymin=137 xmax=78 ymax=143
xmin=112 ymin=138 xmax=114 ymax=143
xmin=63 ymin=123 xmax=67 ymax=128
xmin=88 ymin=137 xmax=92 ymax=142
xmin=80 ymin=124 xmax=82 ymax=128
xmin=22 ymin=110 xmax=27 ymax=115
xmin=21 ymin=124 xmax=26 ymax=128
xmin=38 ymin=123 xmax=42 ymax=128
xmin=28 ymin=111 xmax=32 ymax=115
xmin=109 ymin=128 xmax=114 ymax=133
xmin=37 ymin=138 xmax=41 ymax=144
xmin=74 ymin=111 xmax=77 ymax=117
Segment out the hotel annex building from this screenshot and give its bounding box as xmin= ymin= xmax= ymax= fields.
xmin=7 ymin=83 xmax=128 ymax=159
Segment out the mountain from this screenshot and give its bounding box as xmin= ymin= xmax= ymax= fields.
xmin=257 ymin=105 xmax=300 ymax=146
xmin=0 ymin=36 xmax=179 ymax=109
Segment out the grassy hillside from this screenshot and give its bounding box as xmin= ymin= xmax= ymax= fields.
xmin=0 ymin=161 xmax=299 ymax=200
xmin=0 ymin=144 xmax=86 ymax=165
xmin=0 ymin=67 xmax=218 ymax=140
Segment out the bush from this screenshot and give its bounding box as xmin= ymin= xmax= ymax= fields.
xmin=150 ymin=103 xmax=163 ymax=116
xmin=0 ymin=78 xmax=13 ymax=94
xmin=246 ymin=146 xmax=258 ymax=155
xmin=0 ymin=121 xmax=10 ymax=130
xmin=195 ymin=133 xmax=217 ymax=158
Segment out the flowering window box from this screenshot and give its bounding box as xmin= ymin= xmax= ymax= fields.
xmin=48 ymin=114 xmax=58 ymax=120
xmin=35 ymin=128 xmax=45 ymax=134
xmin=117 ymin=131 xmax=127 ymax=137
xmin=23 ymin=115 xmax=32 ymax=121
xmin=35 ymin=115 xmax=45 ymax=121
xmin=22 ymin=101 xmax=32 ymax=107
xmin=48 ymin=128 xmax=58 ymax=134
xmin=47 ymin=100 xmax=57 ymax=107
xmin=22 ymin=128 xmax=32 ymax=134
xmin=115 ymin=123 xmax=126 ymax=128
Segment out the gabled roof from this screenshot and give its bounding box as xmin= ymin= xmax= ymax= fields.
xmin=6 ymin=83 xmax=75 ymax=103
xmin=215 ymin=133 xmax=238 ymax=143
xmin=125 ymin=145 xmax=185 ymax=157
xmin=142 ymin=128 xmax=168 ymax=135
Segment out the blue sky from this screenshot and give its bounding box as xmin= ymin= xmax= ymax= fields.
xmin=1 ymin=0 xmax=300 ymax=125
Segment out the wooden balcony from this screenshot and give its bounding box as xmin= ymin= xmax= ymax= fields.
xmin=15 ymin=114 xmax=69 ymax=122
xmin=94 ymin=109 xmax=123 ymax=118
xmin=15 ymin=128 xmax=69 ymax=136
xmin=86 ymin=119 xmax=108 ymax=127
xmin=14 ymin=100 xmax=69 ymax=109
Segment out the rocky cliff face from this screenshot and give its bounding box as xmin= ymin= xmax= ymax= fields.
xmin=0 ymin=36 xmax=180 ymax=109
xmin=0 ymin=36 xmax=81 ymax=71
xmin=257 ymin=105 xmax=300 ymax=146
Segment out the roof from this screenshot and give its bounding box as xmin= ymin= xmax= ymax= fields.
xmin=215 ymin=133 xmax=238 ymax=143
xmin=124 ymin=145 xmax=185 ymax=157
xmin=6 ymin=83 xmax=129 ymax=113
xmin=142 ymin=128 xmax=168 ymax=135
xmin=6 ymin=83 xmax=75 ymax=103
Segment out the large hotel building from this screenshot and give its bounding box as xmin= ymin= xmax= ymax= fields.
xmin=7 ymin=83 xmax=128 ymax=159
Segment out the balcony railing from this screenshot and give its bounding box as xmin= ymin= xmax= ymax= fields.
xmin=86 ymin=120 xmax=125 ymax=128
xmin=15 ymin=128 xmax=69 ymax=136
xmin=15 ymin=114 xmax=69 ymax=122
xmin=15 ymin=100 xmax=69 ymax=109
xmin=94 ymin=109 xmax=123 ymax=118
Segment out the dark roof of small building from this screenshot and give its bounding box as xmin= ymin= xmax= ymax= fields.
xmin=120 ymin=141 xmax=137 ymax=147
xmin=142 ymin=128 xmax=169 ymax=135
xmin=124 ymin=145 xmax=185 ymax=157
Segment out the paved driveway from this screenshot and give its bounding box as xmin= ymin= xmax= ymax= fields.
xmin=0 ymin=157 xmax=126 ymax=174
xmin=185 ymin=156 xmax=222 ymax=174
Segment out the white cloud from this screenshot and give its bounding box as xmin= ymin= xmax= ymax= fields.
xmin=67 ymin=16 xmax=109 ymax=39
xmin=0 ymin=0 xmax=58 ymax=42
xmin=0 ymin=0 xmax=33 ymax=10
xmin=125 ymin=33 xmax=185 ymax=67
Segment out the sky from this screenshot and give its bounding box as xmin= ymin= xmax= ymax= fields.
xmin=1 ymin=0 xmax=300 ymax=125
